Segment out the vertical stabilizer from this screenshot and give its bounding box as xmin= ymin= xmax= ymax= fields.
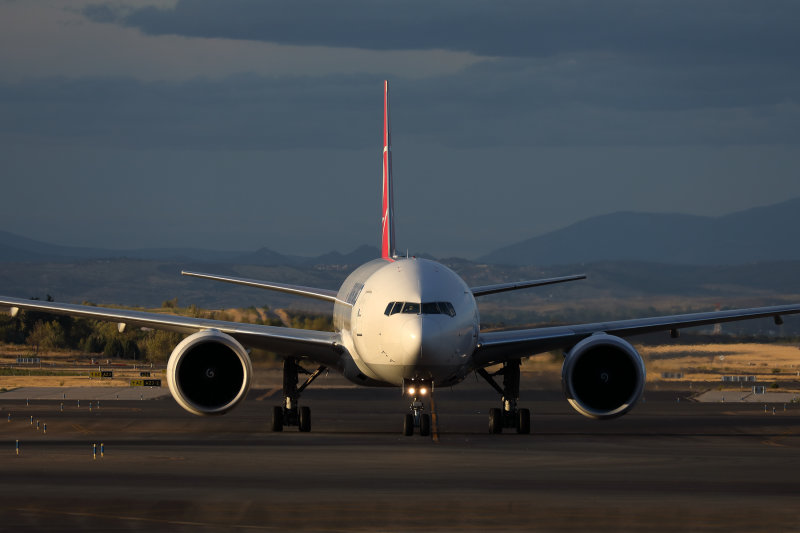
xmin=381 ymin=80 xmax=396 ymax=261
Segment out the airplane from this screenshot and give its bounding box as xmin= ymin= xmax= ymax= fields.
xmin=3 ymin=80 xmax=800 ymax=436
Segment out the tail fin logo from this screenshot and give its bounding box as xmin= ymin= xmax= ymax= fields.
xmin=381 ymin=80 xmax=396 ymax=261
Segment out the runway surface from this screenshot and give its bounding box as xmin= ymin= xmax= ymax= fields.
xmin=2 ymin=375 xmax=800 ymax=532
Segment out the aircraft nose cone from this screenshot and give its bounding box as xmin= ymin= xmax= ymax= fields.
xmin=399 ymin=316 xmax=445 ymax=367
xmin=400 ymin=316 xmax=423 ymax=366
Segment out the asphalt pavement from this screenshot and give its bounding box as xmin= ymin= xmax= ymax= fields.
xmin=2 ymin=376 xmax=800 ymax=532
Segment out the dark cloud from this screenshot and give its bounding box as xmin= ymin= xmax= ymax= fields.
xmin=84 ymin=0 xmax=800 ymax=67
xmin=2 ymin=64 xmax=798 ymax=153
xmin=2 ymin=2 xmax=799 ymax=258
xmin=0 ymin=75 xmax=380 ymax=151
xmin=73 ymin=1 xmax=800 ymax=151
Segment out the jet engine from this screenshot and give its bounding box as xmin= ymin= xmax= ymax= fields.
xmin=561 ymin=334 xmax=645 ymax=419
xmin=166 ymin=329 xmax=252 ymax=416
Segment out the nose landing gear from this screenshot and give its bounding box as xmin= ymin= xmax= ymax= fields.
xmin=477 ymin=359 xmax=531 ymax=434
xmin=402 ymin=378 xmax=432 ymax=437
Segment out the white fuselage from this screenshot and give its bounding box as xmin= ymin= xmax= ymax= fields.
xmin=333 ymin=258 xmax=479 ymax=388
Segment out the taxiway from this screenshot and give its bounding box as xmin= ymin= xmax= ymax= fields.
xmin=2 ymin=375 xmax=800 ymax=532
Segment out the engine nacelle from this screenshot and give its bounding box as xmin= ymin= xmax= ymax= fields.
xmin=166 ymin=329 xmax=252 ymax=416
xmin=562 ymin=334 xmax=646 ymax=419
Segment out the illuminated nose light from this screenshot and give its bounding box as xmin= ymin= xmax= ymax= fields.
xmin=419 ymin=387 xmax=427 ymax=395
xmin=407 ymin=387 xmax=416 ymax=396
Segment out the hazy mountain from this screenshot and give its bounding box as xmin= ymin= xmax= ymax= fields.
xmin=481 ymin=197 xmax=800 ymax=266
xmin=309 ymin=245 xmax=380 ymax=266
xmin=0 ymin=231 xmax=110 ymax=262
xmin=8 ymin=197 xmax=800 ymax=268
xmin=3 ymin=257 xmax=800 ymax=336
xmin=0 ymin=231 xmax=378 ymax=267
xmin=0 ymin=231 xmax=249 ymax=263
xmin=232 ymin=244 xmax=379 ymax=267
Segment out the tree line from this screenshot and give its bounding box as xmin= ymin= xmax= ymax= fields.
xmin=0 ymin=297 xmax=333 ymax=363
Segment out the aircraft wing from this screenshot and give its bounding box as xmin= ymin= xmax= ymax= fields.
xmin=181 ymin=271 xmax=349 ymax=305
xmin=471 ymin=274 xmax=586 ymax=297
xmin=0 ymin=296 xmax=343 ymax=366
xmin=472 ymin=303 xmax=800 ymax=367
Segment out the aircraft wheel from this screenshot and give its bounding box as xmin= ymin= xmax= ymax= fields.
xmin=403 ymin=413 xmax=414 ymax=436
xmin=419 ymin=413 xmax=431 ymax=437
xmin=488 ymin=408 xmax=503 ymax=434
xmin=517 ymin=408 xmax=531 ymax=434
xmin=299 ymin=406 xmax=311 ymax=432
xmin=271 ymin=406 xmax=284 ymax=432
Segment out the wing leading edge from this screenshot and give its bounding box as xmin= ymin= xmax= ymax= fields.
xmin=0 ymin=296 xmax=344 ymax=366
xmin=473 ymin=303 xmax=800 ymax=367
xmin=471 ymin=274 xmax=586 ymax=297
xmin=181 ymin=271 xmax=349 ymax=306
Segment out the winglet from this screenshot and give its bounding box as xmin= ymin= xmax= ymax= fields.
xmin=381 ymin=80 xmax=396 ymax=261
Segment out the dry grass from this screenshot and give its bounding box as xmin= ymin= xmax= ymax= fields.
xmin=0 ymin=343 xmax=162 ymax=390
xmin=641 ymin=342 xmax=800 ymax=384
xmin=4 ymin=341 xmax=800 ymax=391
xmin=521 ymin=341 xmax=800 ymax=390
xmin=0 ymin=376 xmax=140 ymax=389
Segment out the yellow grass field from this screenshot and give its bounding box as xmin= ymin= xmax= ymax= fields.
xmin=3 ymin=341 xmax=800 ymax=391
xmin=641 ymin=342 xmax=800 ymax=383
xmin=521 ymin=342 xmax=800 ymax=393
xmin=0 ymin=343 xmax=162 ymax=390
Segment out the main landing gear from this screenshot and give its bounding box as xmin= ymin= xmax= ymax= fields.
xmin=271 ymin=357 xmax=326 ymax=433
xmin=477 ymin=358 xmax=531 ymax=434
xmin=402 ymin=378 xmax=432 ymax=437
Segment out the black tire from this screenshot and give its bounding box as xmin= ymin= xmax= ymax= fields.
xmin=299 ymin=406 xmax=311 ymax=432
xmin=517 ymin=408 xmax=531 ymax=435
xmin=419 ymin=413 xmax=431 ymax=437
xmin=271 ymin=406 xmax=284 ymax=432
xmin=488 ymin=408 xmax=502 ymax=434
xmin=403 ymin=413 xmax=414 ymax=436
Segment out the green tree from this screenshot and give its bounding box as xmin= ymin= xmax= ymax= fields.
xmin=81 ymin=333 xmax=106 ymax=354
xmin=26 ymin=320 xmax=66 ymax=350
xmin=103 ymin=338 xmax=124 ymax=358
xmin=138 ymin=330 xmax=183 ymax=363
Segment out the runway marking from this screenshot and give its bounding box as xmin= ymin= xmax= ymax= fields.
xmin=430 ymin=395 xmax=439 ymax=443
xmin=70 ymin=423 xmax=91 ymax=435
xmin=14 ymin=509 xmax=278 ymax=530
xmin=256 ymin=387 xmax=281 ymax=401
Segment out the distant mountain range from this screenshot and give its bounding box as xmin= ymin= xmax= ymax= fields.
xmin=3 ymin=225 xmax=800 ymax=333
xmin=0 ymin=231 xmax=378 ymax=267
xmin=3 ymin=197 xmax=800 ymax=267
xmin=481 ymin=197 xmax=800 ymax=266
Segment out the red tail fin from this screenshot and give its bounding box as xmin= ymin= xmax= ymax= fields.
xmin=381 ymin=80 xmax=396 ymax=261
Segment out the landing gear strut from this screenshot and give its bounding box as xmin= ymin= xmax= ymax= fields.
xmin=477 ymin=359 xmax=530 ymax=434
xmin=402 ymin=378 xmax=432 ymax=437
xmin=271 ymin=357 xmax=326 ymax=432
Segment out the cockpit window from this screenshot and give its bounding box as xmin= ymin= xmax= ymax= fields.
xmin=438 ymin=302 xmax=457 ymax=317
xmin=421 ymin=302 xmax=439 ymax=315
xmin=401 ymin=302 xmax=420 ymax=314
xmin=424 ymin=301 xmax=456 ymax=317
xmin=384 ymin=301 xmax=456 ymax=317
xmin=384 ymin=301 xmax=404 ymax=316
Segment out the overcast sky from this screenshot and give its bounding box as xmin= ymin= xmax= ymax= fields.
xmin=1 ymin=0 xmax=799 ymax=258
